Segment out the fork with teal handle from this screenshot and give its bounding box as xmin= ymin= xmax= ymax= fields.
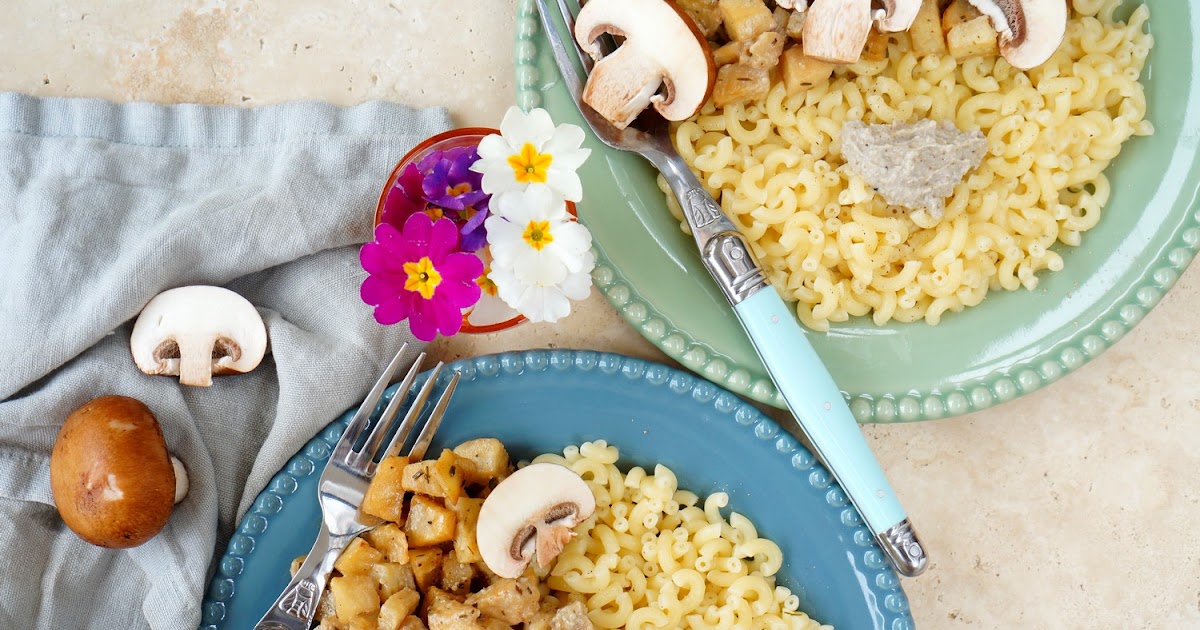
xmin=535 ymin=0 xmax=927 ymax=577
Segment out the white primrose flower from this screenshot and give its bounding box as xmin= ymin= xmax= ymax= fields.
xmin=471 ymin=106 xmax=591 ymax=202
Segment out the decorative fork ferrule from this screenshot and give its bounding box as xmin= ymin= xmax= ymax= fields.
xmin=702 ymin=230 xmax=769 ymax=306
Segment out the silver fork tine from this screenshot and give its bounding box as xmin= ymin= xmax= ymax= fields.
xmin=537 ymin=0 xmax=588 ymax=102
xmin=351 ymin=352 xmax=427 ymax=469
xmin=337 ymin=343 xmax=409 ymax=454
xmin=407 ymin=371 xmax=461 ymax=461
xmin=378 ymin=362 xmax=446 ymax=461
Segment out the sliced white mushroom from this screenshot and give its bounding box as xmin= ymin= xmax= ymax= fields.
xmin=966 ymin=0 xmax=1066 ymax=69
xmin=171 ymin=456 xmax=189 ymax=504
xmin=476 ymin=463 xmax=596 ymax=578
xmin=873 ymin=0 xmax=921 ymax=33
xmin=574 ymin=0 xmax=716 ymax=129
xmin=130 ymin=285 xmax=268 ymax=387
xmin=802 ymin=0 xmax=874 ymax=64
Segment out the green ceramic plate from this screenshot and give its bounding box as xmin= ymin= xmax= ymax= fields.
xmin=514 ymin=0 xmax=1200 ymax=421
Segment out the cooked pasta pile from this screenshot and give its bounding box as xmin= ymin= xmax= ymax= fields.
xmin=662 ymin=0 xmax=1153 ymax=330
xmin=531 ymin=441 xmax=828 ymax=630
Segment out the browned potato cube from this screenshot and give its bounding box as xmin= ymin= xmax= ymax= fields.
xmin=676 ymin=0 xmax=723 ymax=37
xmin=330 ymin=574 xmax=380 ymax=622
xmin=399 ymin=617 xmax=428 ymax=630
xmin=941 ymin=0 xmax=982 ymax=34
xmin=861 ymin=28 xmax=889 ymax=62
xmin=466 ymin=577 xmax=541 ymax=625
xmin=378 ymin=589 xmax=421 ymax=630
xmin=947 ymin=16 xmax=1000 ymax=60
xmin=713 ymin=63 xmax=771 ymax=107
xmin=361 ymin=455 xmax=410 ymax=522
xmin=479 ymin=618 xmax=510 ymax=630
xmin=718 ymin=0 xmax=776 ymax=41
xmin=785 ymin=9 xmax=806 ymax=40
xmin=427 ymin=596 xmax=483 ymax=630
xmin=441 ymin=550 xmax=477 ymax=595
xmin=334 ymin=537 xmax=384 ymax=576
xmin=432 ymin=449 xmax=465 ymax=506
xmin=316 ymin=616 xmax=342 ymax=630
xmin=742 ymin=31 xmax=786 ymax=69
xmin=346 ymin=616 xmax=377 ymax=630
xmin=713 ymin=41 xmax=745 ymax=67
xmin=363 ymin=523 xmax=410 ymax=564
xmin=404 ymin=494 xmax=457 ymax=546
xmin=550 ymin=601 xmax=592 ymax=630
xmin=401 ymin=460 xmax=444 ymax=497
xmin=409 ymin=546 xmax=444 ymax=593
xmin=910 ymin=0 xmax=948 ymax=56
xmin=453 ymin=497 xmax=485 ymax=564
xmin=315 ymin=590 xmax=337 ymax=624
xmin=779 ymin=46 xmax=834 ymax=95
xmin=419 ymin=587 xmax=463 ymax=620
xmin=372 ymin=562 xmax=415 ymax=600
xmin=452 ymin=439 xmax=510 ymax=485
xmin=289 ymin=555 xmax=306 ymax=577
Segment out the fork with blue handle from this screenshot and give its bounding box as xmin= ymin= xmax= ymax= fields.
xmin=535 ymin=0 xmax=927 ymax=577
xmin=255 ymin=344 xmax=460 ymax=629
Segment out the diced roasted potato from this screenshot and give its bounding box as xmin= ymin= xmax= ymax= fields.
xmin=409 ymin=546 xmax=445 ymax=593
xmin=363 ymin=523 xmax=410 ymax=564
xmin=405 ymin=494 xmax=458 ymax=546
xmin=372 ymin=562 xmax=416 ymax=600
xmin=713 ymin=63 xmax=771 ymax=107
xmin=713 ymin=41 xmax=744 ymax=67
xmin=861 ymin=28 xmax=889 ymax=62
xmin=346 ymin=615 xmax=378 ymax=630
xmin=453 ymin=497 xmax=485 ymax=564
xmin=452 ymin=439 xmax=510 ymax=485
xmin=379 ymin=589 xmax=421 ymax=630
xmin=480 ymin=618 xmax=511 ymax=630
xmin=718 ymin=0 xmax=775 ymax=41
xmin=433 ymin=449 xmax=465 ymax=506
xmin=427 ymin=595 xmax=483 ymax=630
xmin=335 ymin=537 xmax=384 ymax=576
xmin=676 ymin=0 xmax=723 ymax=37
xmin=779 ymin=46 xmax=834 ymax=95
xmin=947 ymin=15 xmax=1000 ymax=60
xmin=331 ymin=574 xmax=381 ymax=622
xmin=941 ymin=0 xmax=982 ymax=34
xmin=316 ymin=590 xmax=337 ymax=623
xmin=466 ymin=577 xmax=541 ymax=625
xmin=785 ymin=9 xmax=806 ymax=40
xmin=910 ymin=0 xmax=948 ymax=56
xmin=741 ymin=31 xmax=786 ymax=69
xmin=289 ymin=554 xmax=306 ymax=577
xmin=399 ymin=617 xmax=428 ymax=630
xmin=441 ymin=550 xmax=477 ymax=595
xmin=772 ymin=6 xmax=788 ymax=29
xmin=361 ymin=455 xmax=410 ymax=522
xmin=550 ymin=601 xmax=594 ymax=630
xmin=420 ymin=587 xmax=464 ymax=620
xmin=316 ymin=616 xmax=342 ymax=630
xmin=402 ymin=460 xmax=445 ymax=498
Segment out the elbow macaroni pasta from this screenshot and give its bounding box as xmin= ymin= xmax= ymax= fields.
xmin=532 ymin=441 xmax=829 ymax=630
xmin=662 ymin=1 xmax=1153 ymax=330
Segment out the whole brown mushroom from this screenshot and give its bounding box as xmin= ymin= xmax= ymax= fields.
xmin=49 ymin=395 xmax=188 ymax=548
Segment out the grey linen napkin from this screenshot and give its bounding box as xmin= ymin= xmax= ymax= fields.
xmin=0 ymin=93 xmax=451 ymax=629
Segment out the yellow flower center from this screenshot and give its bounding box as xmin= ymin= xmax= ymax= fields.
xmin=424 ymin=206 xmax=444 ymax=221
xmin=403 ymin=257 xmax=443 ymax=300
xmin=507 ymin=143 xmax=553 ymax=184
xmin=447 ymin=182 xmax=473 ymax=196
xmin=522 ymin=220 xmax=554 ymax=250
xmin=477 ymin=268 xmax=498 ymax=296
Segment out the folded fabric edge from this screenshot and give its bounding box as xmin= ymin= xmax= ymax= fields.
xmin=0 ymin=92 xmax=452 ymax=150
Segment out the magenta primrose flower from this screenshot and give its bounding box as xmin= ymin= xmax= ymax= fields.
xmin=360 ymin=213 xmax=484 ymax=341
xmin=381 ymin=146 xmax=491 ymax=253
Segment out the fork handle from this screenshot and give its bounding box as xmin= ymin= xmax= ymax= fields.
xmin=255 ymin=527 xmax=350 ymax=629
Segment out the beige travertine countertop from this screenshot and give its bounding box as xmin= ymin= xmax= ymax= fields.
xmin=5 ymin=1 xmax=1198 ymax=627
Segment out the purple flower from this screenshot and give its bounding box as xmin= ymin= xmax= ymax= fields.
xmin=380 ymin=162 xmax=429 ymax=228
xmin=360 ymin=213 xmax=484 ymax=341
xmin=382 ymin=146 xmax=492 ymax=253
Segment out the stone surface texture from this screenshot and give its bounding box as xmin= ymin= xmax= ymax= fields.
xmin=4 ymin=1 xmax=1197 ymax=627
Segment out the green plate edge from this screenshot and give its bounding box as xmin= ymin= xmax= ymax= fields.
xmin=513 ymin=0 xmax=1200 ymax=421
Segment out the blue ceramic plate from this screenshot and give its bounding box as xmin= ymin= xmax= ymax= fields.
xmin=200 ymin=350 xmax=913 ymax=629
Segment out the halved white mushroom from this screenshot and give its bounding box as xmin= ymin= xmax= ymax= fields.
xmin=476 ymin=462 xmax=596 ymax=578
xmin=966 ymin=0 xmax=1066 ymax=69
xmin=573 ymin=0 xmax=716 ymax=129
xmin=802 ymin=0 xmax=874 ymax=64
xmin=130 ymin=285 xmax=268 ymax=387
xmin=873 ymin=0 xmax=921 ymax=33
